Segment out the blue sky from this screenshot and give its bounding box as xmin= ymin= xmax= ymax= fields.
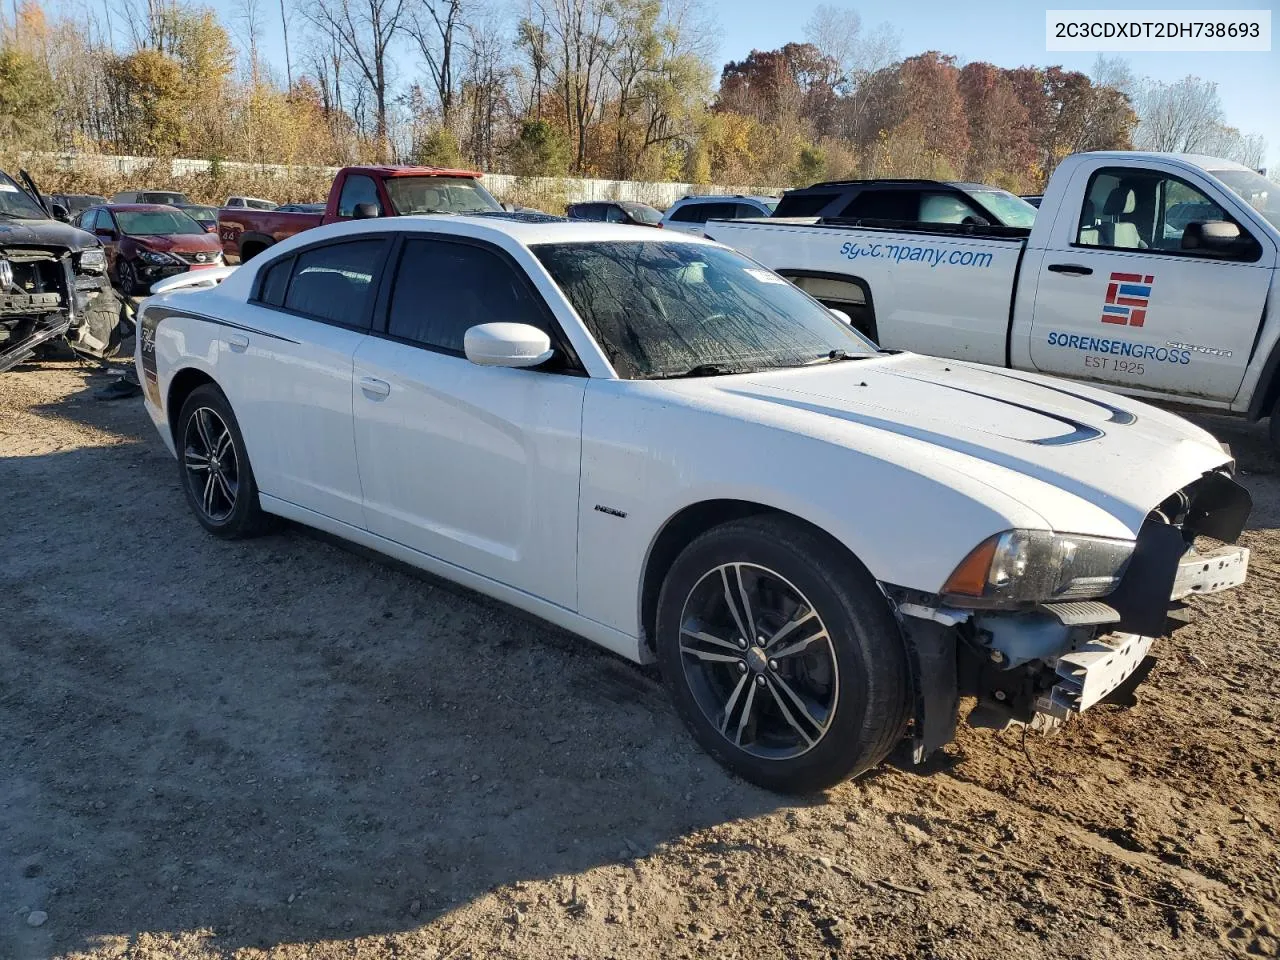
xmin=221 ymin=0 xmax=1279 ymax=170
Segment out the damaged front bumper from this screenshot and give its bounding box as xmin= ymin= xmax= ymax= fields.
xmin=894 ymin=468 xmax=1252 ymax=762
xmin=1043 ymin=541 xmax=1248 ymax=718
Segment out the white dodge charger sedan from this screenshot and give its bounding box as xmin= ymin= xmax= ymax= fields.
xmin=137 ymin=215 xmax=1252 ymax=793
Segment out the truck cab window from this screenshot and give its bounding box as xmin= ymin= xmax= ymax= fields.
xmin=1078 ymin=168 xmax=1245 ymax=256
xmin=337 ymin=175 xmax=380 ymax=218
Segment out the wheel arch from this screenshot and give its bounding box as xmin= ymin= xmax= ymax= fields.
xmin=237 ymin=232 xmax=275 ymax=261
xmin=165 ymin=366 xmax=218 ymax=449
xmin=774 ymin=269 xmax=879 ymax=342
xmin=638 ymin=498 xmax=882 ymax=659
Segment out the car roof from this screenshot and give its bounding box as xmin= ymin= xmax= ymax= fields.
xmin=344 ymin=164 xmax=485 ymax=179
xmin=102 ymin=203 xmax=187 ymax=212
xmin=674 ymin=194 xmax=776 ymax=204
xmin=789 ymin=179 xmax=988 ymax=192
xmin=252 ymin=214 xmax=719 ymax=253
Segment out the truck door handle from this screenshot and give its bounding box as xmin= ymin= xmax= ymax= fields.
xmin=227 ymin=333 xmax=249 ymax=351
xmin=1047 ymin=263 xmax=1093 ymax=276
xmin=359 ymin=376 xmax=391 ymax=399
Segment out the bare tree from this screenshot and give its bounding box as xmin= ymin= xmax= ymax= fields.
xmin=234 ymin=0 xmax=264 ymax=82
xmin=527 ymin=0 xmax=615 ymax=171
xmin=280 ymin=0 xmax=293 ymax=89
xmin=803 ymin=3 xmax=898 ymax=143
xmin=1134 ymin=75 xmax=1224 ymax=153
xmin=1090 ymin=54 xmax=1135 ymax=99
xmin=304 ymin=0 xmax=406 ymax=155
xmin=406 ymin=0 xmax=463 ymax=125
xmin=459 ymin=6 xmax=511 ymax=167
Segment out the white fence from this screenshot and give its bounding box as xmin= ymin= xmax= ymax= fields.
xmin=30 ymin=152 xmax=782 ymax=208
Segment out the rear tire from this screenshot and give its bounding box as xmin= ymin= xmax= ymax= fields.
xmin=1270 ymin=395 xmax=1280 ymax=456
xmin=655 ymin=515 xmax=910 ymax=793
xmin=176 ymin=384 xmax=270 ymax=539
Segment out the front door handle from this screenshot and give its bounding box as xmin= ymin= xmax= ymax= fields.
xmin=227 ymin=333 xmax=249 ymax=351
xmin=359 ymin=376 xmax=391 ymax=399
xmin=1047 ymin=263 xmax=1093 ymax=276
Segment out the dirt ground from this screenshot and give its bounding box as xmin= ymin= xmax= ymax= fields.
xmin=1 ymin=361 xmax=1278 ymax=960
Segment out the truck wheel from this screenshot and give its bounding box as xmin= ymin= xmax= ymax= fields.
xmin=176 ymin=384 xmax=270 ymax=540
xmin=655 ymin=515 xmax=910 ymax=793
xmin=1270 ymin=396 xmax=1280 ymax=455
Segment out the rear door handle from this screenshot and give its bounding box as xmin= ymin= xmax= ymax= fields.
xmin=1047 ymin=263 xmax=1093 ymax=276
xmin=359 ymin=376 xmax=391 ymax=399
xmin=227 ymin=333 xmax=249 ymax=351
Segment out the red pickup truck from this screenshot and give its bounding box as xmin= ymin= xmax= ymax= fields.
xmin=218 ymin=164 xmax=505 ymax=262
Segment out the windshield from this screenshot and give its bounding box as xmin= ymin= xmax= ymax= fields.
xmin=385 ymin=176 xmax=502 ymax=215
xmin=622 ymin=202 xmax=662 ymax=224
xmin=116 ymin=210 xmax=206 ymax=236
xmin=972 ymin=189 xmax=1038 ymax=228
xmin=762 ymin=199 xmax=779 ymax=212
xmin=534 ymin=241 xmax=877 ymax=379
xmin=0 ymin=171 xmax=49 ymax=219
xmin=1213 ymin=169 xmax=1280 ymax=231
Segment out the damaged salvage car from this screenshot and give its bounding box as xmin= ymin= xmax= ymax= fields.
xmin=136 ymin=218 xmax=1252 ymax=793
xmin=0 ymin=168 xmax=121 ymax=372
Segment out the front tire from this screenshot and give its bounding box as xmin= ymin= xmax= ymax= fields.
xmin=656 ymin=515 xmax=910 ymax=793
xmin=117 ymin=258 xmax=140 ymax=297
xmin=176 ymin=384 xmax=270 ymax=539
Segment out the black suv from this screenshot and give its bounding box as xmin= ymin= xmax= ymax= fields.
xmin=773 ymin=179 xmax=1038 ymax=228
xmin=1 ymin=169 xmax=114 ymax=371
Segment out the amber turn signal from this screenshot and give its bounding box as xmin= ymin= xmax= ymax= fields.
xmin=941 ymin=535 xmax=999 ymax=597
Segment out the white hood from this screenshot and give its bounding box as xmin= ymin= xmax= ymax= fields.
xmin=690 ymin=353 xmax=1231 ymax=535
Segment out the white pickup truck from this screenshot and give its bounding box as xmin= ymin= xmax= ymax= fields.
xmin=705 ymin=152 xmax=1280 ymax=449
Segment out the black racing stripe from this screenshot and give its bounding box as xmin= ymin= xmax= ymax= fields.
xmin=147 ymin=305 xmax=300 ymax=344
xmin=978 ymin=369 xmax=1137 ymax=425
xmin=894 ymin=373 xmax=1104 ymax=446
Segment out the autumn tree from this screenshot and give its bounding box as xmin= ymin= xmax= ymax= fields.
xmin=958 ymin=61 xmax=1034 ymax=188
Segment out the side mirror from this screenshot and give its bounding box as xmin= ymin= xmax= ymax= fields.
xmin=352 ymin=201 xmax=380 ymax=219
xmin=96 ymin=227 xmax=118 ymax=241
xmin=829 ymin=308 xmax=853 ymax=325
xmin=464 ymin=322 xmax=554 ymax=368
xmin=51 ymin=203 xmax=70 ymax=222
xmin=1182 ymin=220 xmax=1258 ymax=259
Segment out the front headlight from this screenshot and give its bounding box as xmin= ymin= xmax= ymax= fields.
xmin=942 ymin=530 xmax=1134 ymax=607
xmin=77 ymin=247 xmax=106 ymax=273
xmin=137 ymin=249 xmax=176 ymax=265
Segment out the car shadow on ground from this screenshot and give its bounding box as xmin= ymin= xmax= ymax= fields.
xmin=2 ymin=369 xmax=798 ymax=957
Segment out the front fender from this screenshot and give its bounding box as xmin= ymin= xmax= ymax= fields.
xmin=575 ymin=380 xmax=1057 ymax=641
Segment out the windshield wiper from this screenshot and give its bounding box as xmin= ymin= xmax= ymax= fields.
xmin=803 ymin=349 xmax=865 ymax=365
xmin=655 ymin=362 xmax=750 ymax=379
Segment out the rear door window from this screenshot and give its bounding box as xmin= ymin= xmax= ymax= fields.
xmin=774 ymin=192 xmax=840 ymax=217
xmin=669 ymin=203 xmax=705 ymax=223
xmin=283 ymin=239 xmax=387 ymax=328
xmin=841 ymin=190 xmax=920 ymax=220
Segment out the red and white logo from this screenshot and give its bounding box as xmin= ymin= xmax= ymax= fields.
xmin=1101 ymin=272 xmax=1154 ymax=327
